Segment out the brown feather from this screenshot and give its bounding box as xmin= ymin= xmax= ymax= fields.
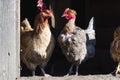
xmin=110 ymin=33 xmax=120 ymax=62
xmin=20 ymin=18 xmax=33 ymax=33
xmin=110 ymin=26 xmax=120 ymax=62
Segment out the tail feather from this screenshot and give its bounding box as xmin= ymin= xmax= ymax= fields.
xmin=20 ymin=18 xmax=33 ymax=33
xmin=85 ymin=17 xmax=96 ymax=60
xmin=85 ymin=17 xmax=95 ymax=40
xmin=87 ymin=17 xmax=94 ymax=30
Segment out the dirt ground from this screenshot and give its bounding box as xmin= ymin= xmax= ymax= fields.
xmin=17 ymin=74 xmax=120 ymax=80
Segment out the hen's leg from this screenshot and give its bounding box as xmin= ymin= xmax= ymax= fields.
xmin=40 ymin=67 xmax=50 ymax=77
xmin=75 ymin=66 xmax=79 ymax=76
xmin=116 ymin=62 xmax=120 ymax=75
xmin=65 ymin=64 xmax=73 ymax=76
xmin=32 ymin=71 xmax=35 ymax=76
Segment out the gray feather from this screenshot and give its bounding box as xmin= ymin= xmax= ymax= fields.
xmin=58 ymin=27 xmax=87 ymax=65
xmin=85 ymin=17 xmax=96 ymax=60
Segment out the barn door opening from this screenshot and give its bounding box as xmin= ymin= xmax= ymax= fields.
xmin=20 ymin=0 xmax=120 ymax=77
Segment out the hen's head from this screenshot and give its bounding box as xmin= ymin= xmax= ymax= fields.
xmin=34 ymin=10 xmax=53 ymax=27
xmin=62 ymin=8 xmax=77 ymax=20
xmin=40 ymin=10 xmax=53 ymax=18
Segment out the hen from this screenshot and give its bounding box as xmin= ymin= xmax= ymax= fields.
xmin=58 ymin=8 xmax=84 ymax=76
xmin=58 ymin=8 xmax=95 ymax=76
xmin=110 ymin=26 xmax=120 ymax=75
xmin=20 ymin=0 xmax=55 ymax=76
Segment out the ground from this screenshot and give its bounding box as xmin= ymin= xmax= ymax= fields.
xmin=17 ymin=74 xmax=120 ymax=80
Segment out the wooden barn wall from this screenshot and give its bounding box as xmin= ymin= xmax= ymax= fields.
xmin=0 ymin=0 xmax=20 ymax=80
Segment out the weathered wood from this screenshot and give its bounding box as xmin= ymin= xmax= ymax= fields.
xmin=0 ymin=0 xmax=20 ymax=80
xmin=17 ymin=75 xmax=120 ymax=80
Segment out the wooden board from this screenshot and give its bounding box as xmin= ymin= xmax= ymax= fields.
xmin=0 ymin=0 xmax=20 ymax=80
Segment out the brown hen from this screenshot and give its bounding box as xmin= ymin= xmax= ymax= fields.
xmin=20 ymin=0 xmax=55 ymax=76
xmin=110 ymin=26 xmax=120 ymax=75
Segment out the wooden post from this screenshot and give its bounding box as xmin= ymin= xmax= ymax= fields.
xmin=0 ymin=0 xmax=20 ymax=80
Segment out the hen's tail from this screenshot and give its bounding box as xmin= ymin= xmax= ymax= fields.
xmin=85 ymin=17 xmax=95 ymax=40
xmin=20 ymin=18 xmax=33 ymax=33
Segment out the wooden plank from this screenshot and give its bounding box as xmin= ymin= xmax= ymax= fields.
xmin=16 ymin=0 xmax=20 ymax=78
xmin=0 ymin=0 xmax=20 ymax=80
xmin=16 ymin=75 xmax=120 ymax=80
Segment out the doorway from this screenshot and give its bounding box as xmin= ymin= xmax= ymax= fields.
xmin=20 ymin=0 xmax=120 ymax=76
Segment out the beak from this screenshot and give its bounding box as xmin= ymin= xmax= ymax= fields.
xmin=61 ymin=14 xmax=65 ymax=17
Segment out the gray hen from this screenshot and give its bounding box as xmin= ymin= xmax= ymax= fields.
xmin=58 ymin=8 xmax=87 ymax=76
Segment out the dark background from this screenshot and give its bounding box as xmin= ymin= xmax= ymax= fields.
xmin=21 ymin=0 xmax=120 ymax=76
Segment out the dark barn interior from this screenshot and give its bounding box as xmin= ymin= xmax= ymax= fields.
xmin=20 ymin=0 xmax=120 ymax=76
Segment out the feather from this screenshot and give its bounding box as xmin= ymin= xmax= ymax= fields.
xmin=20 ymin=18 xmax=33 ymax=33
xmin=85 ymin=17 xmax=96 ymax=60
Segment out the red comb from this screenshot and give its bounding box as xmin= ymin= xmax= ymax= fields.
xmin=37 ymin=0 xmax=46 ymax=11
